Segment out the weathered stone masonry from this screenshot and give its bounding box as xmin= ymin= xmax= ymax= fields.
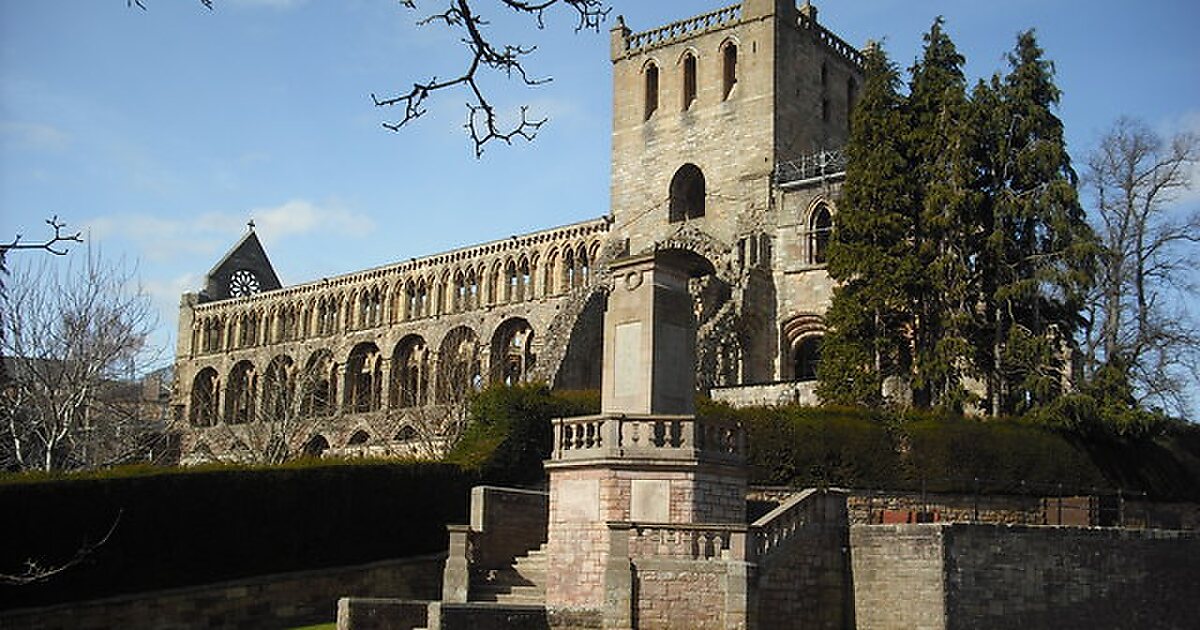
xmin=172 ymin=0 xmax=865 ymax=462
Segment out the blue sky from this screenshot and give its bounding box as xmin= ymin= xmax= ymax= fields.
xmin=3 ymin=0 xmax=1198 ymax=371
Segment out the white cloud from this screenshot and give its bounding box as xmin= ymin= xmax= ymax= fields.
xmin=1158 ymin=111 xmax=1200 ymax=207
xmin=85 ymin=199 xmax=374 ymax=263
xmin=0 ymin=121 xmax=71 ymax=151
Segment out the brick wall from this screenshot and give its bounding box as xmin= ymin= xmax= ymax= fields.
xmin=751 ymin=510 xmax=849 ymax=628
xmin=1 ymin=555 xmax=443 ymax=630
xmin=849 ymin=523 xmax=1200 ymax=630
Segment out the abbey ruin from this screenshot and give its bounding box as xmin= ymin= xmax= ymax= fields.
xmin=171 ymin=0 xmax=857 ymax=462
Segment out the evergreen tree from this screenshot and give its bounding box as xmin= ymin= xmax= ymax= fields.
xmin=974 ymin=31 xmax=1096 ymax=416
xmin=817 ymin=43 xmax=919 ymax=406
xmin=906 ymin=18 xmax=973 ymax=409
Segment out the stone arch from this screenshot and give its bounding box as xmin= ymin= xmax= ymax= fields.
xmin=300 ymin=349 xmax=337 ymax=417
xmin=189 ymin=367 xmax=220 ymax=427
xmin=347 ymin=429 xmax=371 ymax=446
xmin=544 ymin=248 xmax=561 ymax=296
xmin=394 ymin=425 xmax=418 ymax=442
xmin=391 ymin=334 xmax=430 ymax=408
xmin=225 ymin=360 xmax=257 ymax=424
xmin=807 ymin=199 xmax=834 ymax=265
xmin=302 ymin=434 xmax=330 ymax=458
xmin=679 ymin=47 xmax=698 ymax=110
xmin=490 ymin=317 xmax=535 ymax=385
xmin=346 ymin=342 xmax=382 ymax=413
xmin=720 ymin=37 xmax=738 ymax=99
xmin=669 ymin=164 xmax=706 ymax=223
xmin=643 ymin=58 xmax=660 ymax=120
xmin=261 ymin=354 xmax=295 ymax=421
xmin=438 ymin=326 xmax=480 ymax=403
xmin=782 ymin=314 xmax=826 ymax=381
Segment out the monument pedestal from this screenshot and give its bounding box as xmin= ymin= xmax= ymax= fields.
xmin=543 ymin=251 xmax=747 ymax=617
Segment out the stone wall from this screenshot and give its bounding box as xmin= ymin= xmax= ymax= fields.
xmin=1 ymin=555 xmax=443 ymax=630
xmin=470 ymin=486 xmax=549 ymax=569
xmin=849 ymin=523 xmax=1200 ymax=630
xmin=751 ymin=496 xmax=849 ymax=630
xmin=849 ymin=525 xmax=947 ymax=630
xmin=633 ymin=560 xmax=728 ymax=630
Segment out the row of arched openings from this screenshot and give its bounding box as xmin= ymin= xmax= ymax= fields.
xmin=645 ymin=40 xmax=739 ymax=120
xmin=192 ymin=242 xmax=598 ymax=356
xmin=188 ymin=318 xmax=535 ymax=427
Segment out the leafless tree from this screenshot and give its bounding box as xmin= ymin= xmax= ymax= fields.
xmin=1082 ymin=116 xmax=1200 ymax=415
xmin=0 ymin=247 xmax=164 ymax=472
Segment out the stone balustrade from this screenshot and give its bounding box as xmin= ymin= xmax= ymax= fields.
xmin=796 ymin=11 xmax=864 ymax=67
xmin=612 ymin=522 xmax=749 ymax=562
xmin=623 ymin=4 xmax=741 ymax=53
xmin=749 ymin=487 xmax=829 ymax=560
xmin=550 ymin=414 xmax=745 ymax=464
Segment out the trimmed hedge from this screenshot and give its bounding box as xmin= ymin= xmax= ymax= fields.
xmin=0 ymin=460 xmax=472 ymax=610
xmin=701 ymin=400 xmax=1199 ymax=500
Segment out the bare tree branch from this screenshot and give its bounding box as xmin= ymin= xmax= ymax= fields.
xmin=375 ymin=0 xmax=608 ymax=156
xmin=0 ymin=216 xmax=82 ymax=262
xmin=0 ymin=512 xmax=122 ymax=586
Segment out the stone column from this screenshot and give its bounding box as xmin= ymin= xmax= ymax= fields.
xmin=601 ymin=250 xmax=713 ymax=416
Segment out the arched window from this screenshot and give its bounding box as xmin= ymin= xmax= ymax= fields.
xmin=302 ymin=435 xmax=329 ymax=458
xmin=189 ymin=368 xmax=219 ymax=427
xmin=644 ymin=62 xmax=659 ymax=120
xmin=392 ymin=335 xmax=429 ymax=408
xmin=225 ymin=361 xmax=257 ymax=424
xmin=722 ymin=42 xmax=738 ymax=100
xmin=395 ymin=425 xmax=417 ymax=442
xmin=669 ymin=164 xmax=706 ymax=222
xmin=682 ymin=52 xmax=697 ymax=110
xmin=793 ymin=336 xmax=823 ymax=382
xmin=347 ymin=430 xmax=370 ymax=446
xmin=262 ymin=355 xmax=294 ymax=421
xmin=809 ymin=204 xmax=832 ymax=265
xmin=347 ymin=342 xmax=382 ymax=413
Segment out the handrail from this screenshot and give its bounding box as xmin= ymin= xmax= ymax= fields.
xmin=776 ymin=148 xmax=847 ymax=186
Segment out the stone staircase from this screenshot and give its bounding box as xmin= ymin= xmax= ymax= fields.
xmin=470 ymin=543 xmax=548 ymax=605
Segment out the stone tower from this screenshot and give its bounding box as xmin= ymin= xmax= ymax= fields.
xmin=608 ymin=0 xmax=861 ymax=255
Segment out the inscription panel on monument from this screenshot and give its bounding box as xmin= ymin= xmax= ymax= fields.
xmin=557 ymin=479 xmax=600 ymax=522
xmin=614 ymin=321 xmax=643 ymax=399
xmin=631 ymin=479 xmax=671 ymax=522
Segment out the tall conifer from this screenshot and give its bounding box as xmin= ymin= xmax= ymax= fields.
xmin=907 ymin=18 xmax=973 ymax=409
xmin=817 ymin=44 xmax=918 ymax=406
xmin=975 ymin=31 xmax=1096 ymax=415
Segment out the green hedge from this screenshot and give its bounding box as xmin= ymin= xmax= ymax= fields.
xmin=701 ymin=400 xmax=1199 ymax=500
xmin=0 ymin=460 xmax=472 ymax=610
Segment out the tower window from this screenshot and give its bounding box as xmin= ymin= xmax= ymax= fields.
xmin=682 ymin=53 xmax=697 ymax=110
xmin=821 ymin=97 xmax=831 ymax=123
xmin=809 ymin=204 xmax=832 ymax=264
xmin=820 ymin=61 xmax=828 ymax=87
xmin=644 ymin=63 xmax=659 ymax=120
xmin=722 ymin=42 xmax=737 ymax=100
xmin=669 ymin=164 xmax=706 ymax=223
